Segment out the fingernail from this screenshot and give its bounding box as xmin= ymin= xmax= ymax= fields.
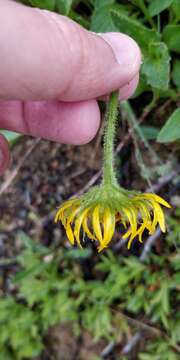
xmin=97 ymin=32 xmax=141 ymax=68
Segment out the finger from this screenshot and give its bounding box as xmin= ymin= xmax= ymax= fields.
xmin=99 ymin=73 xmax=139 ymax=101
xmin=0 ymin=100 xmax=100 ymax=145
xmin=0 ymin=71 xmax=137 ymax=145
xmin=0 ymin=134 xmax=10 ymax=175
xmin=119 ymin=73 xmax=139 ymax=100
xmin=0 ymin=1 xmax=141 ymax=101
xmin=0 ymin=75 xmax=138 ymax=146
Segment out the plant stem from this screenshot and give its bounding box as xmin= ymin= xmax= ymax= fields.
xmin=102 ymin=90 xmax=119 ymax=186
xmin=138 ymin=0 xmax=156 ymax=30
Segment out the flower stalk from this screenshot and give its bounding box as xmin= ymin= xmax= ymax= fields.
xmin=102 ymin=90 xmax=119 ymax=186
xmin=54 ymin=90 xmax=171 ymax=252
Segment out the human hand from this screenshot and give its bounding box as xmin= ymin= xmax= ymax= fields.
xmin=0 ymin=0 xmax=141 ymax=174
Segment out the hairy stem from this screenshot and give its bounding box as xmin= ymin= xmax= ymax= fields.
xmin=102 ymin=90 xmax=119 ymax=186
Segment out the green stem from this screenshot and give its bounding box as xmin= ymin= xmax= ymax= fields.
xmin=102 ymin=90 xmax=119 ymax=186
xmin=138 ymin=0 xmax=156 ymax=30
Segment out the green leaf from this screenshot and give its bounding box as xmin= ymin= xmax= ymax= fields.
xmin=163 ymin=25 xmax=180 ymax=53
xmin=56 ymin=0 xmax=73 ymax=15
xmin=171 ymin=0 xmax=180 ymax=21
xmin=111 ymin=8 xmax=160 ymax=52
xmin=172 ymin=59 xmax=180 ymax=90
xmin=142 ymin=42 xmax=170 ymax=89
xmin=94 ymin=0 xmax=115 ymax=10
xmin=0 ymin=130 xmax=22 ymax=146
xmin=19 ymin=278 xmax=50 ymax=305
xmin=65 ymin=248 xmax=92 ymax=260
xmin=18 ymin=231 xmax=49 ymax=254
xmin=0 ymin=350 xmax=13 ymax=360
xmin=110 ymin=8 xmax=171 ymax=90
xmin=83 ymin=305 xmax=112 ymax=340
xmin=148 ymin=0 xmax=174 ymax=17
xmin=91 ymin=5 xmax=117 ymax=32
xmin=157 ymin=108 xmax=180 ymax=143
xmin=140 ymin=125 xmax=159 ymax=140
xmin=29 ymin=0 xmax=55 ymax=11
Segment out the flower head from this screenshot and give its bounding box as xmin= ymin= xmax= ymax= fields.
xmin=54 ymin=91 xmax=171 ymax=253
xmin=55 ymin=185 xmax=171 ymax=252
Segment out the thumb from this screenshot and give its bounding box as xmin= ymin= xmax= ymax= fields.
xmin=0 ymin=0 xmax=141 ymax=101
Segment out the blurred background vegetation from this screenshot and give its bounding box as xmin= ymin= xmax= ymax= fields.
xmin=0 ymin=1 xmax=179 ymax=359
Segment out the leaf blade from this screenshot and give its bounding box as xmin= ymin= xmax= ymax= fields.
xmin=157 ymin=109 xmax=180 ymax=143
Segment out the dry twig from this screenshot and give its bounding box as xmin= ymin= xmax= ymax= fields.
xmin=121 ymin=332 xmax=141 ymax=355
xmin=100 ymin=341 xmax=115 ymax=358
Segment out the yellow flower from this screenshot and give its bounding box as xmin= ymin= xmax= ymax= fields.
xmin=54 ymin=189 xmax=171 ymax=252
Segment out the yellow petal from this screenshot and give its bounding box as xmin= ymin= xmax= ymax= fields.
xmin=98 ymin=208 xmax=115 ymax=251
xmin=122 ymin=228 xmax=132 ymax=239
xmin=66 ymin=224 xmax=75 ymax=245
xmin=82 ymin=213 xmax=96 ymax=241
xmin=67 ymin=207 xmax=79 ymax=225
xmin=123 ymin=207 xmax=138 ymax=249
xmin=138 ymin=228 xmax=144 ymax=244
xmin=74 ymin=208 xmax=89 ymax=248
xmin=54 ymin=207 xmax=64 ymax=223
xmin=127 ymin=237 xmax=135 ymax=249
xmin=127 ymin=203 xmax=149 ymax=245
xmin=144 ymin=193 xmax=171 ymax=208
xmin=123 ymin=207 xmax=137 ymax=236
xmin=135 ymin=224 xmax=146 ymax=243
xmin=116 ymin=213 xmax=127 ymax=229
xmin=64 ymin=207 xmax=80 ymax=245
xmin=92 ymin=205 xmax=103 ymax=245
xmin=138 ymin=202 xmax=153 ymax=233
xmin=54 ymin=199 xmax=77 ymax=223
xmin=151 ymin=201 xmax=166 ymax=233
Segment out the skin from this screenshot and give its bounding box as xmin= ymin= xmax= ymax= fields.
xmin=0 ymin=0 xmax=141 ymax=174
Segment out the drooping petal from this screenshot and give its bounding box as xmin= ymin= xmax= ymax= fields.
xmin=74 ymin=208 xmax=90 ymax=247
xmin=122 ymin=207 xmax=138 ymax=249
xmin=82 ymin=211 xmax=96 ymax=241
xmin=54 ymin=199 xmax=77 ymax=223
xmin=131 ymin=202 xmax=150 ymax=243
xmin=64 ymin=207 xmax=80 ymax=245
xmin=92 ymin=205 xmax=103 ymax=245
xmin=66 ymin=224 xmax=75 ymax=245
xmin=150 ymin=200 xmax=166 ymax=233
xmin=116 ymin=213 xmax=127 ymax=228
xmin=144 ymin=193 xmax=171 ymax=208
xmin=138 ymin=202 xmax=153 ymax=234
xmin=122 ymin=228 xmax=132 ymax=240
xmin=98 ymin=208 xmax=115 ymax=251
xmin=67 ymin=207 xmax=80 ymax=226
xmin=124 ymin=207 xmax=137 ymax=232
xmin=135 ymin=222 xmax=147 ymax=243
